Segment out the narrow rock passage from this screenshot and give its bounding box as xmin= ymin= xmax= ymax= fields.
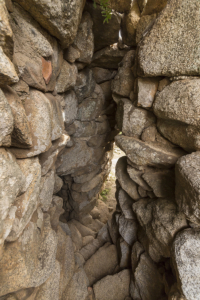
xmin=0 ymin=0 xmax=199 ymax=299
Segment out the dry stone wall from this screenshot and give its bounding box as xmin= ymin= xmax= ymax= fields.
xmin=112 ymin=0 xmax=200 ymax=300
xmin=0 ymin=0 xmax=200 ymax=299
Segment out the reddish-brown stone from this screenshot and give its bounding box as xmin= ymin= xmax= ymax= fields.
xmin=42 ymin=57 xmax=52 ymax=84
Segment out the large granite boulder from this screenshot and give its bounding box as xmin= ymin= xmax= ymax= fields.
xmin=115 ymin=135 xmax=185 ymax=168
xmin=137 ymin=0 xmax=200 ymax=76
xmin=172 ymin=228 xmax=200 ymax=300
xmin=10 ymin=3 xmax=54 ymax=91
xmin=7 ymin=157 xmax=41 ymax=242
xmin=0 ymin=148 xmax=25 ymax=252
xmin=157 ymin=119 xmax=200 ymax=153
xmin=154 ymin=79 xmax=200 ymax=151
xmin=56 ymin=139 xmax=95 ymax=176
xmin=133 ymin=198 xmax=187 ymax=262
xmin=13 ymin=0 xmax=85 ymax=48
xmin=93 ymin=269 xmax=131 ymax=300
xmin=62 ymin=268 xmax=89 ymax=300
xmin=84 ymin=242 xmax=118 ymax=286
xmin=121 ymin=99 xmax=156 ymax=138
xmin=154 ymin=79 xmax=200 ymax=127
xmin=0 ymin=212 xmax=58 ymax=297
xmin=176 ymin=152 xmax=200 ymax=225
xmin=130 ymin=242 xmax=165 ymax=300
xmin=10 ymin=90 xmax=53 ymax=158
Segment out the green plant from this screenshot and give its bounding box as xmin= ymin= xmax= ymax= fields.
xmin=100 ymin=188 xmax=110 ymax=202
xmin=93 ymin=0 xmax=112 ymax=23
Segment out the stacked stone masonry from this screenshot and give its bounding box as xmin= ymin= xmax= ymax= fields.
xmin=0 ymin=0 xmax=199 ymax=299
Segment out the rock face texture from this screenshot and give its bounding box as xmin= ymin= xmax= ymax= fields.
xmin=137 ymin=0 xmax=200 ymax=77
xmin=0 ymin=0 xmax=200 ymax=299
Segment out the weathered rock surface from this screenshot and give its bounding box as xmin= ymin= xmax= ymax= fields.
xmin=74 ymin=68 xmax=96 ymax=103
xmin=118 ymin=188 xmax=135 ymax=220
xmin=77 ymin=85 xmax=105 ymax=121
xmin=45 ymin=93 xmax=64 ymax=141
xmin=0 ymin=0 xmax=13 ymax=59
xmin=2 ymin=86 xmax=32 ymax=148
xmin=127 ymin=165 xmax=151 ymax=191
xmin=64 ymin=12 xmax=94 ymax=64
xmin=137 ymin=77 xmax=159 ymax=108
xmin=136 ymin=14 xmax=156 ymax=44
xmin=142 ymin=168 xmax=175 ymax=198
xmin=57 ymin=139 xmax=95 ymax=176
xmin=137 ymin=0 xmax=200 ymax=76
xmin=119 ymin=214 xmax=138 ymax=246
xmin=0 ymin=46 xmax=18 ymax=85
xmin=121 ymin=99 xmax=156 ymax=137
xmin=176 ymin=152 xmax=200 ymax=225
xmin=0 ymin=213 xmax=57 ymax=297
xmin=154 ymin=79 xmax=200 ymax=127
xmin=84 ymin=242 xmax=118 ymax=286
xmin=56 ymin=226 xmax=75 ymax=298
xmin=92 ymin=67 xmax=117 ymax=84
xmin=39 ymin=133 xmax=70 ymax=176
xmin=172 ymin=228 xmax=200 ymax=300
xmin=133 ymin=198 xmax=187 ymax=262
xmin=93 ymin=269 xmax=130 ymax=300
xmin=0 ymin=88 xmax=14 ymax=147
xmin=39 ymin=169 xmax=55 ymax=212
xmin=72 ymin=174 xmax=103 ymax=193
xmin=157 ymin=119 xmax=200 ymax=152
xmin=14 ymin=0 xmax=85 ymax=48
xmin=130 ymin=242 xmax=165 ymax=300
xmin=91 ymin=45 xmax=129 ymax=69
xmin=63 ymin=268 xmax=89 ymax=300
xmin=116 ymin=156 xmax=140 ymax=200
xmin=111 ymin=51 xmax=135 ymax=98
xmin=10 ymin=90 xmax=52 ymax=158
xmin=10 ymin=3 xmax=53 ymax=91
xmin=54 ymin=175 xmax=63 ymax=194
xmin=85 ymin=1 xmax=121 ymax=51
xmin=115 ymin=135 xmax=185 ymax=168
xmin=7 ymin=157 xmax=41 ymax=242
xmin=34 ymin=260 xmax=60 ymax=300
xmin=0 ymin=148 xmax=25 ymax=249
xmin=55 ymin=61 xmax=77 ymax=93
